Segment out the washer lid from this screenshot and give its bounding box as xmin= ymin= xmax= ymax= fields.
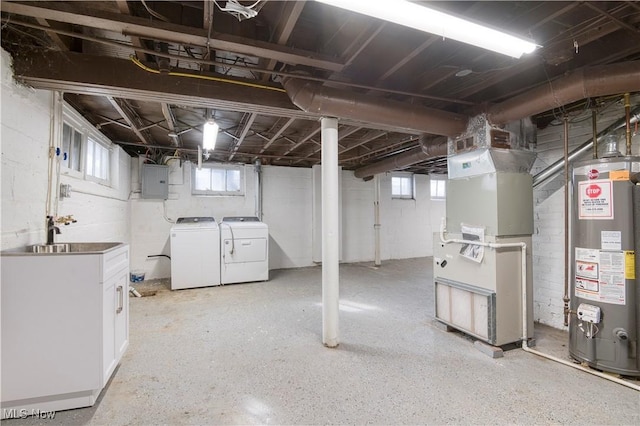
xmin=176 ymin=217 xmax=216 ymax=224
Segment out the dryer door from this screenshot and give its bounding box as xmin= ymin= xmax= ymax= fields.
xmin=223 ymin=238 xmax=267 ymax=264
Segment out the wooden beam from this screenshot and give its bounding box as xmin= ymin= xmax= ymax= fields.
xmin=278 ymin=125 xmax=321 ymax=159
xmin=107 ymin=97 xmax=153 ymax=144
xmin=260 ymin=1 xmax=305 ymax=81
xmin=34 ymin=18 xmax=73 ymax=51
xmin=1 ymin=1 xmax=344 ymax=72
xmin=259 ymin=117 xmax=296 ymax=154
xmin=12 ymin=51 xmax=312 ymax=119
xmin=229 ymin=113 xmax=258 ymax=161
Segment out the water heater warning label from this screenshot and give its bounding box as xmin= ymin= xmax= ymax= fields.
xmin=575 ymin=247 xmax=625 ymax=305
xmin=578 ymin=179 xmax=613 ymax=220
xmin=625 ymin=251 xmax=636 ymax=280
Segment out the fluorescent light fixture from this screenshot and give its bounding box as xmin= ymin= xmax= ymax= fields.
xmin=315 ymin=0 xmax=537 ymax=58
xmin=202 ymin=119 xmax=219 ymax=151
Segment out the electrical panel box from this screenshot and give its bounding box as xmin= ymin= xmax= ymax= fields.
xmin=141 ymin=164 xmax=169 ymax=199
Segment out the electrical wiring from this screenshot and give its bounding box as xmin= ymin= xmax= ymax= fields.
xmin=212 ymin=0 xmax=264 ymax=21
xmin=162 ymin=200 xmax=175 ymax=223
xmin=1 ymin=18 xmax=474 ymax=105
xmin=130 ymin=55 xmax=287 ymax=93
xmin=140 ymin=0 xmax=170 ymax=22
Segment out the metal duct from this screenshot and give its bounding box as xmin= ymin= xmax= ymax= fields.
xmin=283 ymin=78 xmax=467 ymax=137
xmin=488 ymin=61 xmax=640 ymax=125
xmin=350 ymin=61 xmax=640 ymax=178
xmin=354 ymin=136 xmax=447 ymax=178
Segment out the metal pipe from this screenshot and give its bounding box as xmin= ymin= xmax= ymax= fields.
xmin=354 ymin=136 xmax=447 ymax=179
xmin=373 ymin=174 xmax=381 ymax=266
xmin=321 ymin=117 xmax=340 ymax=348
xmin=488 ymin=62 xmax=640 ymax=124
xmin=625 ymin=93 xmax=632 ymax=155
xmin=532 ymin=105 xmax=640 ymax=188
xmin=254 ymin=159 xmax=262 ymax=220
xmin=283 ymin=79 xmax=467 ymax=138
xmin=441 ymin=219 xmax=640 ymax=391
xmin=439 ymin=218 xmax=531 ymax=341
xmin=592 ymin=109 xmax=598 ymax=159
xmin=563 ymin=116 xmax=570 ymax=327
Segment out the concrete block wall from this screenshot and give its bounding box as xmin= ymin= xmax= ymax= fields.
xmin=379 ymin=173 xmax=444 ymax=260
xmin=130 ymin=157 xmax=444 ymax=279
xmin=531 ymin=99 xmax=639 ymax=328
xmin=1 ymin=48 xmax=131 ymax=250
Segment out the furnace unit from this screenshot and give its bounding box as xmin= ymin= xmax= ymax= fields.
xmin=434 ymin=117 xmax=535 ymax=346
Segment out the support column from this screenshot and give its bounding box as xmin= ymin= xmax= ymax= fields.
xmin=374 ymin=174 xmax=381 ymax=266
xmin=321 ymin=117 xmax=339 ymax=348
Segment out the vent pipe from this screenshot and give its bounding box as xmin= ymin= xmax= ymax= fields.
xmin=354 ymin=136 xmax=447 ymax=178
xmin=282 ymin=78 xmax=467 ymax=137
xmin=351 ymin=61 xmax=640 ymax=178
xmin=488 ymin=61 xmax=640 ymax=125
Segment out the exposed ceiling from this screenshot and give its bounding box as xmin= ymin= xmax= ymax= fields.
xmin=2 ymin=1 xmax=640 ymax=176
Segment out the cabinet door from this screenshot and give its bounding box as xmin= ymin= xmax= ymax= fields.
xmin=114 ymin=268 xmax=129 ymax=361
xmin=102 ymin=276 xmax=117 ymax=386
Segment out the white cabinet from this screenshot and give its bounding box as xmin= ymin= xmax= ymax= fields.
xmin=1 ymin=243 xmax=129 ymax=417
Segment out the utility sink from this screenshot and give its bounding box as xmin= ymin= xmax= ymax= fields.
xmin=31 ymin=243 xmax=70 ymax=253
xmin=25 ymin=242 xmax=123 ymax=254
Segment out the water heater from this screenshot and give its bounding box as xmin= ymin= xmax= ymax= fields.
xmin=569 ymin=153 xmax=640 ymax=376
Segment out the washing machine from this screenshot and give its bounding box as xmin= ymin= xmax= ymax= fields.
xmin=220 ymin=217 xmax=269 ymax=284
xmin=170 ymin=217 xmax=221 ymax=290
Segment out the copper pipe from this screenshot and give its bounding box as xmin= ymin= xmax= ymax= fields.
xmin=624 ymin=93 xmax=632 ymax=155
xmin=563 ymin=116 xmax=570 ymax=327
xmin=592 ymin=109 xmax=598 ymax=159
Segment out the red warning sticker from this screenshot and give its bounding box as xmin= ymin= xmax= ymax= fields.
xmin=578 ymin=179 xmax=613 ymax=219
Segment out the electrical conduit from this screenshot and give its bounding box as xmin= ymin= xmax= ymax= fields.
xmin=438 ymin=218 xmax=640 ymax=392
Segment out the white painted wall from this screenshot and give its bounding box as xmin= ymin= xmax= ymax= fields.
xmin=130 ymin=156 xmax=443 ymax=279
xmin=130 ymin=159 xmax=258 ymax=278
xmin=531 ymin=98 xmax=640 ymax=328
xmin=379 ymin=173 xmax=444 ymax=260
xmin=2 ymin=47 xmax=443 ymax=280
xmin=1 ymin=48 xmax=131 ymax=250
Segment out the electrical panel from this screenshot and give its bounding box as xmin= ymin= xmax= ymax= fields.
xmin=141 ymin=164 xmax=169 ymax=199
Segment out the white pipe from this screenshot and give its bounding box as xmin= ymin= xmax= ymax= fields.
xmin=254 ymin=160 xmax=262 ymax=220
xmin=373 ymin=174 xmax=381 ymax=266
xmin=321 ymin=117 xmax=340 ymax=348
xmin=439 ymin=218 xmax=640 ymax=391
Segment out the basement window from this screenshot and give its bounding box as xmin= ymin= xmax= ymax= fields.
xmin=61 ymin=103 xmax=114 ymax=187
xmin=85 ymin=137 xmax=111 ymax=183
xmin=430 ymin=177 xmax=446 ymax=200
xmin=61 ymin=123 xmax=83 ymax=172
xmin=192 ymin=164 xmax=244 ymax=196
xmin=391 ymin=173 xmax=414 ymax=199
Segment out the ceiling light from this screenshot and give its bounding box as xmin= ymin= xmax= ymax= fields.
xmin=202 ymin=119 xmax=219 ymax=151
xmin=315 ymin=0 xmax=538 ymax=59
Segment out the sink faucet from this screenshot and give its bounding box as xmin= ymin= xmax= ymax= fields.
xmin=46 ymin=215 xmax=61 ymax=245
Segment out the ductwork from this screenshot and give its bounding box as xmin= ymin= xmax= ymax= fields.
xmin=488 ymin=61 xmax=640 ymax=125
xmin=282 ymin=78 xmax=467 ymax=137
xmin=353 ymin=136 xmax=447 ymax=178
xmin=348 ymin=61 xmax=640 ymax=178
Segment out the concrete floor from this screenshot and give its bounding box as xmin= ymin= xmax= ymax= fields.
xmin=4 ymin=258 xmax=639 ymax=425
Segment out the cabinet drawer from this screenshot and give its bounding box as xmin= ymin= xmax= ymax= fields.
xmin=102 ymin=245 xmax=129 ymax=281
